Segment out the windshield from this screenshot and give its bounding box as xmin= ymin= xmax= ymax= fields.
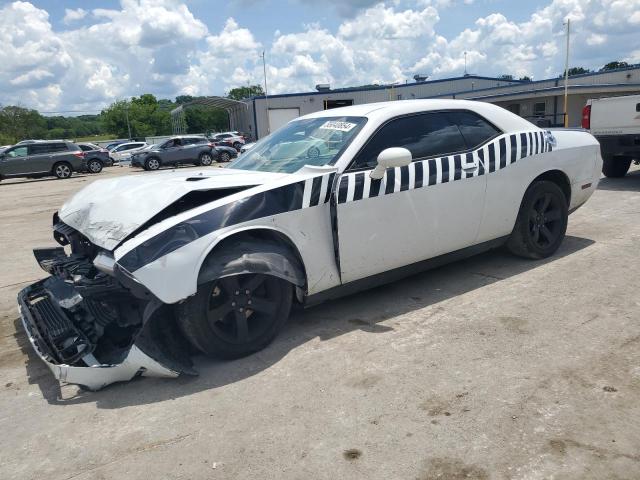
xmin=229 ymin=116 xmax=366 ymax=173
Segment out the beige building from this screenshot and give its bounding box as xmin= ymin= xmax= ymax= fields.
xmin=239 ymin=66 xmax=640 ymax=139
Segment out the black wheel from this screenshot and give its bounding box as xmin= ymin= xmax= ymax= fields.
xmin=53 ymin=162 xmax=72 ymax=179
xmin=199 ymin=152 xmax=213 ymax=166
xmin=145 ymin=157 xmax=160 ymax=171
xmin=507 ymin=180 xmax=568 ymax=259
xmin=176 ymin=274 xmax=293 ymax=359
xmin=602 ymin=155 xmax=631 ymax=178
xmin=307 ymin=146 xmax=320 ymax=158
xmin=87 ymin=159 xmax=103 ymax=173
xmin=219 ymin=151 xmax=231 ymax=162
xmin=233 ymin=142 xmax=242 ymax=150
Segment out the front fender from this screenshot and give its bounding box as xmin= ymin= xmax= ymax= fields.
xmin=118 ymin=225 xmax=306 ymax=304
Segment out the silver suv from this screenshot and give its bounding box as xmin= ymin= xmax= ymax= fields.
xmin=130 ymin=136 xmax=217 ymax=170
xmin=0 ymin=141 xmax=92 ymax=181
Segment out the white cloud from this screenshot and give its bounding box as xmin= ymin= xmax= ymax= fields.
xmin=1 ymin=0 xmax=639 ymax=112
xmin=63 ymin=8 xmax=86 ymax=24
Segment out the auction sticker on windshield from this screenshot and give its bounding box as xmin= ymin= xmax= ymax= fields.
xmin=319 ymin=121 xmax=357 ymax=132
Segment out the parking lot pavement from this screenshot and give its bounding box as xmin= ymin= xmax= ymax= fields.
xmin=1 ymin=166 xmax=640 ymax=480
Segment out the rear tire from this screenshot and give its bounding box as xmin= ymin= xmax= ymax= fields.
xmin=506 ymin=180 xmax=568 ymax=259
xmin=53 ymin=162 xmax=72 ymax=179
xmin=176 ymin=274 xmax=293 ymax=359
xmin=602 ymin=155 xmax=631 ymax=178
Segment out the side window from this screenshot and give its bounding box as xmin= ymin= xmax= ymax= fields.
xmin=48 ymin=144 xmax=69 ymax=153
xmin=79 ymin=145 xmax=92 ymax=151
xmin=6 ymin=146 xmax=28 ymax=158
xmin=29 ymin=144 xmax=51 ymax=155
xmin=447 ymin=111 xmax=501 ymax=149
xmin=351 ymin=113 xmax=467 ymax=170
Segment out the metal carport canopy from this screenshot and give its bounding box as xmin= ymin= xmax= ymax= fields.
xmin=169 ymin=96 xmax=248 ymax=135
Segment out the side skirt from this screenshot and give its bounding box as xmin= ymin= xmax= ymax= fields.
xmin=304 ymin=236 xmax=508 ymax=307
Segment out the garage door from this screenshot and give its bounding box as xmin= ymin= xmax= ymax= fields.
xmin=268 ymin=108 xmax=300 ymax=133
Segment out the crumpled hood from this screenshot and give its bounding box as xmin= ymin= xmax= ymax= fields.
xmin=59 ymin=168 xmax=288 ymax=250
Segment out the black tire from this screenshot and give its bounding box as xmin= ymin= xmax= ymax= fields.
xmin=199 ymin=152 xmax=213 ymax=166
xmin=53 ymin=162 xmax=72 ymax=179
xmin=87 ymin=159 xmax=103 ymax=174
xmin=176 ymin=274 xmax=293 ymax=359
xmin=506 ymin=180 xmax=568 ymax=259
xmin=145 ymin=157 xmax=161 ymax=171
xmin=219 ymin=151 xmax=231 ymax=162
xmin=233 ymin=142 xmax=242 ymax=150
xmin=602 ymin=155 xmax=631 ymax=178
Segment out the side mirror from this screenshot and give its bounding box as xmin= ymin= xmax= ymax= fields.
xmin=370 ymin=147 xmax=412 ymax=180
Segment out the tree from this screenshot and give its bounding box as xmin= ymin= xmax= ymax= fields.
xmin=560 ymin=67 xmax=590 ymax=77
xmin=184 ymin=106 xmax=228 ymax=134
xmin=227 ymin=85 xmax=264 ymax=101
xmin=0 ymin=105 xmax=47 ymax=143
xmin=519 ymin=75 xmax=532 ymax=82
xmin=601 ymin=61 xmax=629 ymax=71
xmin=100 ymin=94 xmax=172 ymax=138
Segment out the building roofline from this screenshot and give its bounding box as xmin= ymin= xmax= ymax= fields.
xmin=248 ymin=65 xmax=640 ymax=102
xmin=249 ymin=75 xmax=524 ymax=100
xmin=425 ymin=82 xmax=640 ymax=101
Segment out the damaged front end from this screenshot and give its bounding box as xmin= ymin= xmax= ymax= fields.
xmin=18 ymin=215 xmax=195 ymax=391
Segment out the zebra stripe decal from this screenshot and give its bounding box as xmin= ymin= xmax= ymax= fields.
xmin=337 ymin=130 xmax=551 ymax=204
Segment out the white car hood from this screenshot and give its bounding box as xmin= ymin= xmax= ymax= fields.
xmin=59 ymin=168 xmax=288 ymax=250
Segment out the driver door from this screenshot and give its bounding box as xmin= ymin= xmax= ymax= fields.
xmin=334 ymin=111 xmax=489 ymax=283
xmin=0 ymin=146 xmax=30 ymax=175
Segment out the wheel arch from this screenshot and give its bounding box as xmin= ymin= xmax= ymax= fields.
xmin=530 ymin=169 xmax=571 ymax=205
xmin=195 ymin=226 xmax=308 ymax=293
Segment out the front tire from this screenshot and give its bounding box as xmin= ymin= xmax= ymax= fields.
xmin=219 ymin=151 xmax=231 ymax=162
xmin=199 ymin=152 xmax=213 ymax=166
xmin=602 ymin=155 xmax=631 ymax=178
xmin=176 ymin=274 xmax=293 ymax=359
xmin=145 ymin=157 xmax=160 ymax=171
xmin=87 ymin=159 xmax=103 ymax=173
xmin=506 ymin=180 xmax=568 ymax=259
xmin=53 ymin=162 xmax=72 ymax=179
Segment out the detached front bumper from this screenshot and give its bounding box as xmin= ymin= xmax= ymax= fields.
xmin=17 ymin=243 xmax=185 ymax=390
xmin=18 ymin=279 xmax=178 ymax=391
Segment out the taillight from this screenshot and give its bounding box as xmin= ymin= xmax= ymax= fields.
xmin=581 ymin=105 xmax=591 ymax=129
xmin=208 ymin=143 xmax=214 ymax=148
xmin=73 ymin=152 xmax=85 ymax=159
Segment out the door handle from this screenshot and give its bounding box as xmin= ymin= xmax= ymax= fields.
xmin=462 ymin=161 xmax=477 ymax=171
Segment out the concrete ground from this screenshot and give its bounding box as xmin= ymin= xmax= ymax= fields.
xmin=1 ymin=165 xmax=639 ymax=480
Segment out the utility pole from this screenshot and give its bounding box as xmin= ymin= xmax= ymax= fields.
xmin=563 ymin=19 xmax=570 ymax=128
xmin=464 ymin=51 xmax=467 ymax=76
xmin=262 ymin=51 xmax=271 ymax=134
xmin=125 ymin=103 xmax=132 ymax=139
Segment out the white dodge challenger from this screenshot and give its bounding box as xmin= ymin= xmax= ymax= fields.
xmin=19 ymin=100 xmax=602 ymax=390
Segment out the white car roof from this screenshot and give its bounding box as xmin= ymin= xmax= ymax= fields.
xmin=300 ymin=99 xmax=535 ymax=133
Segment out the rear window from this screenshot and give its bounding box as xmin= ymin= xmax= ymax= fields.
xmin=184 ymin=137 xmax=207 ymax=145
xmin=447 ymin=111 xmax=501 ymax=149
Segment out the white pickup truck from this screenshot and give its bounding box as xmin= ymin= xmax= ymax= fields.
xmin=583 ymin=94 xmax=640 ymax=177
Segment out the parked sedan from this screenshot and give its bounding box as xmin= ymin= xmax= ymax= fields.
xmin=215 ymin=144 xmax=238 ymax=162
xmin=109 ymin=141 xmax=147 ymax=164
xmin=77 ymin=143 xmax=113 ymax=173
xmin=130 ymin=136 xmax=217 ymax=170
xmin=18 ymin=99 xmax=602 ymax=390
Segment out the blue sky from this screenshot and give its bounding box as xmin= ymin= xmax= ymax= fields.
xmin=1 ymin=0 xmax=638 ymax=113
